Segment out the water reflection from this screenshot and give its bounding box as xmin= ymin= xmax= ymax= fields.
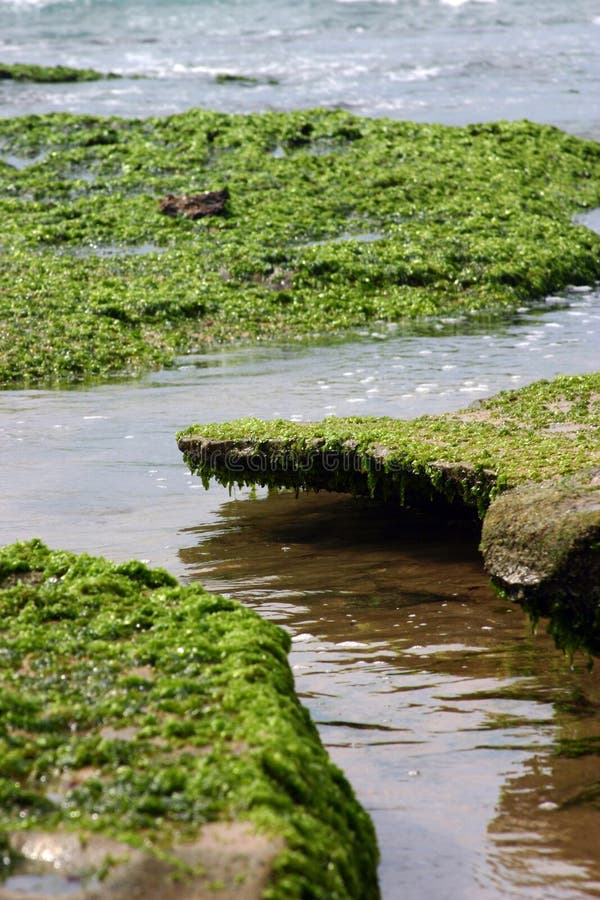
xmin=180 ymin=489 xmax=600 ymax=899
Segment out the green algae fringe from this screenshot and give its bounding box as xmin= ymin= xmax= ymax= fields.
xmin=0 ymin=539 xmax=380 ymax=900
xmin=178 ymin=373 xmax=600 ymax=516
xmin=1 ymin=110 xmax=599 ymax=386
xmin=177 ymin=373 xmax=600 ymax=660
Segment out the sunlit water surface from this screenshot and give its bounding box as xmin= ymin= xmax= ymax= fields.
xmin=2 ymin=286 xmax=599 ymax=561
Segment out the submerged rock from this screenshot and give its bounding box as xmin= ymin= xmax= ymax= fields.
xmin=3 ymin=825 xmax=281 ymax=899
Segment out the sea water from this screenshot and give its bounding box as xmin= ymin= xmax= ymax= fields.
xmin=0 ymin=0 xmax=599 ymax=138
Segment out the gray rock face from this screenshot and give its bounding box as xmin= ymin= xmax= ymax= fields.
xmin=480 ymin=469 xmax=600 ymax=653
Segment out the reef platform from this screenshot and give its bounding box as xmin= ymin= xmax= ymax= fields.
xmin=178 ymin=373 xmax=600 ymax=658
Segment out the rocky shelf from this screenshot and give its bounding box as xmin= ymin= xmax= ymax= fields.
xmin=1 ymin=111 xmax=599 ymax=387
xmin=178 ymin=373 xmax=600 ymax=659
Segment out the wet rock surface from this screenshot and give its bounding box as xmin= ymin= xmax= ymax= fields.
xmin=480 ymin=469 xmax=600 ymax=655
xmin=1 ymin=824 xmax=281 ymax=900
xmin=158 ymin=189 xmax=229 ymax=219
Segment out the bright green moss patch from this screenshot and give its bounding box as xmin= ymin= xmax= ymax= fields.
xmin=0 ymin=540 xmax=379 ymax=899
xmin=1 ymin=110 xmax=599 ymax=386
xmin=0 ymin=62 xmax=119 ymax=83
xmin=178 ymin=373 xmax=600 ymax=516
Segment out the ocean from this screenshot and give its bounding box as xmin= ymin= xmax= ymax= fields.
xmin=0 ymin=0 xmax=599 ymax=137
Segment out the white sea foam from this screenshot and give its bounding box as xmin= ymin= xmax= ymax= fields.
xmin=440 ymin=0 xmax=495 ymax=6
xmin=0 ymin=0 xmax=75 ymax=6
xmin=0 ymin=0 xmax=596 ymax=139
xmin=291 ymin=632 xmax=316 ymax=643
xmin=388 ymin=67 xmax=440 ymax=83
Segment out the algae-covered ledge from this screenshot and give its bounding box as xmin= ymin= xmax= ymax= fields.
xmin=177 ymin=373 xmax=600 ymax=511
xmin=0 ymin=62 xmax=120 ymax=83
xmin=177 ymin=373 xmax=600 ymax=658
xmin=0 ymin=540 xmax=380 ymax=899
xmin=1 ymin=109 xmax=599 ymax=386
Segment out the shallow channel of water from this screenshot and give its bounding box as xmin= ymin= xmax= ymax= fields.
xmin=181 ymin=489 xmax=600 ymax=900
xmin=1 ymin=288 xmax=600 ymax=898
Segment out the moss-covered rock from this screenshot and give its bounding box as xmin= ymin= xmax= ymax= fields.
xmin=0 ymin=62 xmax=119 ymax=83
xmin=0 ymin=540 xmax=379 ymax=899
xmin=177 ymin=373 xmax=600 ymax=656
xmin=178 ymin=372 xmax=600 ymax=516
xmin=0 ymin=110 xmax=599 ymax=386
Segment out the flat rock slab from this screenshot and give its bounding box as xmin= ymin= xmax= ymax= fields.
xmin=1 ymin=824 xmax=281 ymax=900
xmin=175 ymin=433 xmax=497 ymax=514
xmin=176 ymin=374 xmax=600 ymax=656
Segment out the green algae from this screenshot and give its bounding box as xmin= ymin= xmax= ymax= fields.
xmin=554 ymin=737 xmax=600 ymax=758
xmin=177 ymin=373 xmax=600 ymax=660
xmin=0 ymin=63 xmax=119 ymax=83
xmin=177 ymin=372 xmax=600 ymax=517
xmin=1 ymin=109 xmax=599 ymax=386
xmin=215 ymin=73 xmax=279 ymax=86
xmin=0 ymin=539 xmax=379 ymax=899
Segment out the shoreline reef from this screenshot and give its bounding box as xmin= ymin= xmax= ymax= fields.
xmin=0 ymin=109 xmax=599 ymax=387
xmin=0 ymin=539 xmax=380 ymax=900
xmin=0 ymin=62 xmax=120 ymax=83
xmin=178 ymin=372 xmax=600 ymax=659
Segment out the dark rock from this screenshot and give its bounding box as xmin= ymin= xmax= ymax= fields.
xmin=176 ymin=433 xmax=495 ymax=513
xmin=158 ymin=189 xmax=229 ymax=219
